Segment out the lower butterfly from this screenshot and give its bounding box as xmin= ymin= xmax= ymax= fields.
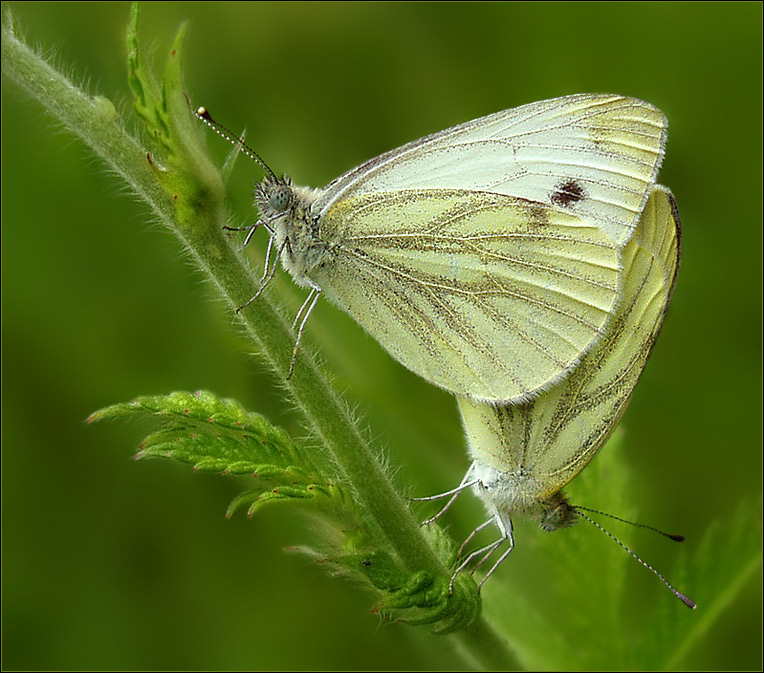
xmin=426 ymin=185 xmax=694 ymax=607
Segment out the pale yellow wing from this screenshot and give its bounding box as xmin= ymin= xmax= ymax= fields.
xmin=459 ymin=184 xmax=680 ymax=498
xmin=315 ymin=94 xmax=667 ymax=250
xmin=315 ymin=188 xmax=621 ymax=401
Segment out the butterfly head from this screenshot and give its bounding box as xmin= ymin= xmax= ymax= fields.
xmin=255 ymin=174 xmax=295 ymax=219
xmin=537 ymin=492 xmax=578 ymax=532
xmin=193 ymin=104 xmax=298 ymax=220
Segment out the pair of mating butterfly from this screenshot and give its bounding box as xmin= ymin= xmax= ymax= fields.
xmin=196 ymin=94 xmax=694 ymax=608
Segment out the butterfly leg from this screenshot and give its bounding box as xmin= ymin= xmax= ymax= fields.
xmin=260 ymin=233 xmax=274 ymax=282
xmin=236 ymin=235 xmax=288 ymax=313
xmin=416 ymin=464 xmax=478 ymax=525
xmin=241 ymin=221 xmax=260 ymax=250
xmin=456 ymin=517 xmax=495 ymax=558
xmin=449 ymin=514 xmax=514 ymax=593
xmin=476 ymin=521 xmax=515 ymax=589
xmin=288 ymin=283 xmax=322 ymax=379
xmin=222 ymin=222 xmax=260 ymax=252
xmin=449 ymin=532 xmax=502 ymax=593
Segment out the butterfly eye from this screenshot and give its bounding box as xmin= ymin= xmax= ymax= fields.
xmin=269 ymin=185 xmax=292 ymax=212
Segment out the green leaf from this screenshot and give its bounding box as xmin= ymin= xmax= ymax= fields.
xmin=88 ymin=391 xmax=343 ymax=512
xmin=126 ymin=3 xmax=223 ymax=231
xmin=89 ymin=389 xmax=483 ymax=635
xmin=90 ymin=391 xmax=299 ymax=468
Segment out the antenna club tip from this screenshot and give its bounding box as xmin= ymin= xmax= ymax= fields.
xmin=668 ymin=534 xmax=686 ymax=542
xmin=680 ymin=594 xmax=697 ymax=609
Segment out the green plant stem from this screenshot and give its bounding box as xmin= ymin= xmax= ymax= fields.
xmin=1 ymin=22 xmax=517 ymax=669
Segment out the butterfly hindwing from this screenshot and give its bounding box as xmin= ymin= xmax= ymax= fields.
xmin=459 ymin=184 xmax=681 ymax=498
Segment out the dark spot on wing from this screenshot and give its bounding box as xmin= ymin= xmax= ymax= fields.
xmin=550 ymin=179 xmax=586 ymax=208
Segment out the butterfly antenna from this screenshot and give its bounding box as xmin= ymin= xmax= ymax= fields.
xmin=573 ymin=505 xmax=685 ymax=541
xmin=192 ymin=102 xmax=277 ymax=181
xmin=573 ymin=508 xmax=696 ymax=609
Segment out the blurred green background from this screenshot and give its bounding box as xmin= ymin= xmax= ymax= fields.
xmin=2 ymin=2 xmax=761 ymax=670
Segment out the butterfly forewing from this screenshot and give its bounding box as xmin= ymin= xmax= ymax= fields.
xmin=314 ymin=94 xmax=667 ymax=250
xmin=459 ymin=184 xmax=680 ymax=497
xmin=316 ymin=189 xmax=621 ymax=401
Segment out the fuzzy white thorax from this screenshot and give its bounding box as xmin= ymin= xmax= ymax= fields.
xmin=470 ymin=459 xmax=577 ymax=533
xmin=254 ymin=175 xmax=328 ymax=289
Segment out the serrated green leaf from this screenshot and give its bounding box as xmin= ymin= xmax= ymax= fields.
xmin=90 ymin=391 xmax=306 ymax=474
xmin=121 ymin=388 xmax=488 ymax=636
xmin=125 ymin=3 xmax=223 ymax=229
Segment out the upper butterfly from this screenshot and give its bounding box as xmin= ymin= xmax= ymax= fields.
xmin=198 ymin=94 xmax=667 ymax=402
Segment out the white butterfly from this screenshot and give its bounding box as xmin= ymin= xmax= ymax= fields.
xmin=199 ymin=94 xmax=666 ymax=401
xmin=443 ymin=185 xmax=693 ymax=606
